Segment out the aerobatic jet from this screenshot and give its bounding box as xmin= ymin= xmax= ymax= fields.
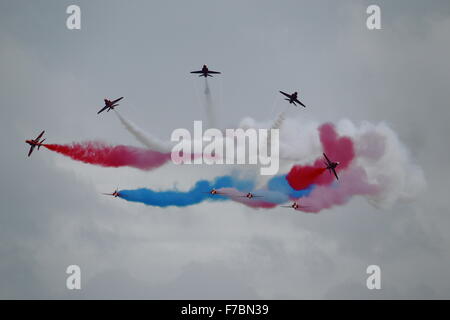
xmin=239 ymin=192 xmax=263 ymax=199
xmin=25 ymin=130 xmax=46 ymax=157
xmin=280 ymin=201 xmax=309 ymax=210
xmin=102 ymin=188 xmax=120 ymax=198
xmin=203 ymin=188 xmax=225 ymax=195
xmin=323 ymin=152 xmax=339 ymax=181
xmin=97 ymin=97 xmax=124 ymax=114
xmin=279 ymin=91 xmax=306 ymax=107
xmin=190 ymin=65 xmax=221 ymax=77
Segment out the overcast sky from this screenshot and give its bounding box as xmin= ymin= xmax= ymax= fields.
xmin=1 ymin=0 xmax=450 ymax=299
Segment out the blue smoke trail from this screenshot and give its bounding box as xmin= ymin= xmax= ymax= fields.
xmin=119 ymin=175 xmax=255 ymax=207
xmin=118 ymin=174 xmax=315 ymax=208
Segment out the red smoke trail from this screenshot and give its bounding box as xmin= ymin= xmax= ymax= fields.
xmin=286 ymin=123 xmax=355 ymax=190
xmin=44 ymin=142 xmax=171 ymax=170
xmin=232 ymin=198 xmax=279 ymax=209
xmin=286 ymin=167 xmax=326 ymax=190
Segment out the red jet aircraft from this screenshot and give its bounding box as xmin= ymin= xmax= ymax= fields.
xmin=97 ymin=97 xmax=124 ymax=114
xmin=202 ymin=188 xmax=225 ymax=195
xmin=239 ymin=192 xmax=263 ymax=199
xmin=280 ymin=201 xmax=309 ymax=210
xmin=25 ymin=130 xmax=46 ymax=157
xmin=323 ymin=153 xmax=340 ymax=181
xmin=279 ymin=91 xmax=306 ymax=107
xmin=102 ymin=188 xmax=120 ymax=198
xmin=190 ymin=65 xmax=221 ymax=77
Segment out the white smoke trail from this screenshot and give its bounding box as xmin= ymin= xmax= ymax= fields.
xmin=241 ymin=116 xmax=426 ymax=208
xmin=114 ymin=110 xmax=172 ymax=153
xmin=204 ymin=78 xmax=217 ymax=128
xmin=336 ymin=119 xmax=427 ymax=208
xmin=271 ymin=111 xmax=286 ymax=130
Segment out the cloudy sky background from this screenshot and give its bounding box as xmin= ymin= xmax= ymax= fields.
xmin=0 ymin=0 xmax=449 ymax=299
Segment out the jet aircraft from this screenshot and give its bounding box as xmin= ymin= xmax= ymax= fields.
xmin=25 ymin=130 xmax=46 ymax=157
xmin=279 ymin=91 xmax=306 ymax=107
xmin=97 ymin=97 xmax=124 ymax=114
xmin=190 ymin=65 xmax=221 ymax=77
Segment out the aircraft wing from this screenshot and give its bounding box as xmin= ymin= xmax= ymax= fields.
xmin=190 ymin=71 xmax=203 ymax=74
xmin=97 ymin=106 xmax=108 ymax=114
xmin=332 ymin=168 xmax=339 ymax=180
xmin=295 ymin=99 xmax=306 ymax=108
xmin=323 ymin=153 xmax=331 ymax=164
xmin=279 ymin=91 xmax=291 ymax=98
xmin=112 ymin=97 xmax=124 ymax=104
xmin=208 ymin=71 xmax=221 ymax=74
xmin=28 ymin=146 xmax=34 ymax=157
xmin=35 ymin=130 xmax=45 ymax=141
xmin=280 ymin=205 xmax=292 ymax=208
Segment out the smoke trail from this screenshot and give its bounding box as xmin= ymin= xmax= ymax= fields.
xmin=266 ymin=111 xmax=286 ymax=151
xmin=114 ymin=110 xmax=171 ymax=153
xmin=247 ymin=117 xmax=424 ymax=212
xmin=286 ymin=167 xmax=326 ymax=191
xmin=298 ymin=166 xmax=381 ymax=213
xmin=286 ymin=122 xmax=355 ymax=190
xmin=118 ymin=175 xmax=256 ymax=207
xmin=267 ymin=175 xmax=315 ymax=199
xmin=285 ymin=120 xmax=426 ymax=212
xmin=265 ymin=116 xmax=425 ymax=206
xmin=44 ymin=142 xmax=171 ymax=171
xmin=104 ymin=108 xmax=425 ymax=212
xmin=336 ymin=120 xmax=426 ymax=208
xmin=113 ymin=119 xmax=425 ymax=212
xmin=271 ymin=111 xmax=286 ymax=131
xmin=204 ymin=78 xmax=217 ymax=128
xmin=117 ymin=174 xmax=314 ymax=209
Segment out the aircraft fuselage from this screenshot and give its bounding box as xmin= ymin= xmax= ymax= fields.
xmin=328 ymin=162 xmax=339 ymax=170
xmin=202 ymin=65 xmax=209 ymax=77
xmin=290 ymin=92 xmax=298 ymax=103
xmin=25 ymin=139 xmax=41 ymax=146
